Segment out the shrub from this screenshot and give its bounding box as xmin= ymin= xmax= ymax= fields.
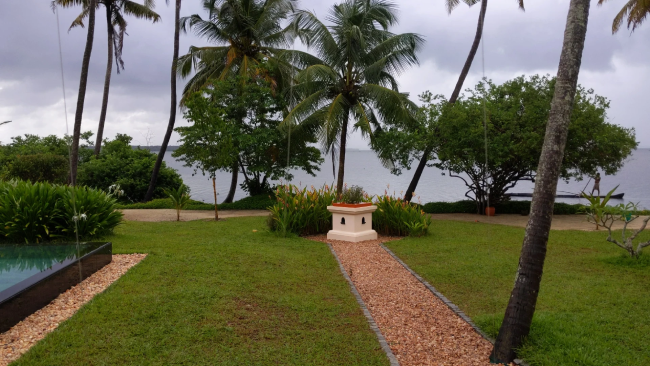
xmin=164 ymin=184 xmax=190 ymax=221
xmin=77 ymin=134 xmax=183 ymax=202
xmin=267 ymin=185 xmax=432 ymax=237
xmin=0 ymin=180 xmax=122 ymax=243
xmin=268 ymin=184 xmax=337 ymax=236
xmin=374 ymin=194 xmax=432 ymax=237
xmin=8 ymin=153 xmax=69 ymax=184
xmin=339 ymin=185 xmax=365 ymax=204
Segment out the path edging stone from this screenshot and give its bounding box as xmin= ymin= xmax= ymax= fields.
xmin=326 ymin=243 xmax=400 ymax=366
xmin=379 ymin=243 xmax=530 ymax=366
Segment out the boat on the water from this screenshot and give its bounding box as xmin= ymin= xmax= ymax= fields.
xmin=506 ymin=192 xmax=625 ymax=199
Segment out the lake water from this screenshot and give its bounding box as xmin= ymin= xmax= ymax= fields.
xmin=164 ymin=148 xmax=650 ymax=209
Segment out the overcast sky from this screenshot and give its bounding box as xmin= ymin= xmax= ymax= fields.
xmin=1 ymin=0 xmax=648 ymax=149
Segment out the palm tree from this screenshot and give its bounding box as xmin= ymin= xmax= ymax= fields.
xmin=599 ymin=0 xmax=650 ymax=32
xmin=144 ymin=0 xmax=181 ymax=202
xmin=490 ymin=0 xmax=592 ymax=362
xmin=403 ymin=0 xmax=524 ymax=202
xmin=53 ymin=0 xmax=97 ymax=185
xmin=60 ymin=0 xmax=161 ymax=156
xmin=284 ymin=0 xmax=423 ymax=194
xmin=149 ymin=0 xmax=301 ymax=203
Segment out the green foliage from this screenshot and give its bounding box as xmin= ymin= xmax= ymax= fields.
xmin=378 ymin=75 xmax=638 ymax=209
xmin=0 ymin=180 xmax=122 ymax=243
xmin=338 ymin=185 xmax=365 ymax=204
xmin=373 ymin=194 xmax=432 ymax=237
xmin=8 ymin=154 xmax=69 ymax=184
xmin=163 ymin=185 xmax=191 ymax=221
xmin=580 ymin=186 xmax=620 ymax=229
xmin=77 ymin=134 xmax=184 ymax=202
xmin=176 ymin=74 xmax=322 ymax=197
xmin=0 ymin=132 xmax=93 ymax=183
xmin=268 ymin=184 xmax=431 ymax=237
xmin=285 ymin=1 xmax=423 ymax=187
xmin=268 ymin=184 xmax=338 ymax=237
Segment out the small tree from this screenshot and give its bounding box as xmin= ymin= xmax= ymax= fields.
xmin=174 ymin=94 xmax=236 ymax=221
xmin=164 ymin=184 xmax=190 ymax=221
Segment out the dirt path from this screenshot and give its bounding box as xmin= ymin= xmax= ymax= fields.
xmin=430 ymin=213 xmax=650 ymax=231
xmin=120 ymin=209 xmax=268 ymax=222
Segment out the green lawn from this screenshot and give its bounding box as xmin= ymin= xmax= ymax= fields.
xmin=14 ymin=218 xmax=389 ymax=366
xmin=385 ymin=220 xmax=650 ymax=366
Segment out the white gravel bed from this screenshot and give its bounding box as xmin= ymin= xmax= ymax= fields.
xmin=310 ymin=235 xmax=502 ymax=366
xmin=0 ymin=254 xmax=146 ymax=366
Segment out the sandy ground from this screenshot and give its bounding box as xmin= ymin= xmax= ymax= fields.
xmin=430 ymin=213 xmax=650 ymax=231
xmin=121 ymin=209 xmax=648 ymax=232
xmin=120 ymin=209 xmax=269 ymax=222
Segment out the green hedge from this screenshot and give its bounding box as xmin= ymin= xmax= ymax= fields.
xmin=0 ymin=180 xmax=123 ymax=243
xmin=422 ymin=200 xmax=583 ymax=215
xmin=116 ymin=195 xmax=275 ymax=211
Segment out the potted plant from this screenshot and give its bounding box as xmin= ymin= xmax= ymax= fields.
xmin=332 ymin=185 xmax=372 ymax=208
xmin=327 ymin=186 xmax=377 ymax=242
xmin=485 ymin=206 xmax=496 ymax=216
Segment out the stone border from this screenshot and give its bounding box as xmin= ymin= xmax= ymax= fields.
xmin=326 ymin=243 xmax=400 ymax=366
xmin=379 ymin=243 xmax=530 ymax=366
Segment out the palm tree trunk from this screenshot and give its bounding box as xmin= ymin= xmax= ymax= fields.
xmin=336 ymin=111 xmax=350 ymax=195
xmin=222 ymin=162 xmax=238 ymax=203
xmin=144 ymin=0 xmax=181 ymax=201
xmin=70 ymin=0 xmax=97 ymax=185
xmin=490 ymin=0 xmax=591 ymax=362
xmin=94 ymin=5 xmax=114 ymax=156
xmin=403 ymin=0 xmax=487 ymax=202
xmin=213 ymin=177 xmax=219 ymax=220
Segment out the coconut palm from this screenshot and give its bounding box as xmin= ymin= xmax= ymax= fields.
xmin=491 ymin=0 xmax=591 ymax=362
xmin=166 ymin=0 xmax=305 ymax=203
xmin=403 ymin=0 xmax=525 ymax=202
xmin=58 ymin=0 xmax=161 ymax=156
xmin=284 ymin=0 xmax=423 ymax=194
xmin=52 ymin=0 xmax=97 ymax=185
xmin=599 ymin=0 xmax=650 ymax=32
xmin=144 ymin=0 xmax=181 ymax=202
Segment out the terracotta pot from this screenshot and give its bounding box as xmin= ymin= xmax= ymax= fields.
xmin=332 ymin=202 xmax=373 ymax=208
xmin=485 ymin=207 xmax=496 ymax=216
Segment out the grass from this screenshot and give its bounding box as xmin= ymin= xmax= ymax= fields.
xmin=14 ymin=217 xmax=389 ymax=366
xmin=115 ymin=195 xmax=274 ymax=211
xmin=385 ymin=221 xmax=650 ymax=366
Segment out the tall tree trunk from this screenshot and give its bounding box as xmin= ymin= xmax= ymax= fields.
xmin=223 ymin=162 xmax=238 ymax=203
xmin=490 ymin=0 xmax=591 ymax=362
xmin=403 ymin=0 xmax=487 ymax=202
xmin=144 ymin=0 xmax=181 ymax=201
xmin=94 ymin=5 xmax=113 ymax=156
xmin=213 ymin=177 xmax=219 ymax=220
xmin=336 ymin=112 xmax=350 ymax=195
xmin=70 ymin=0 xmax=97 ymax=185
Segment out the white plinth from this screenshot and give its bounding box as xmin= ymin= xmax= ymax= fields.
xmin=327 ymin=204 xmax=377 ymax=242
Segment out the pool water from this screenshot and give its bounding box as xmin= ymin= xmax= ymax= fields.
xmin=0 ymin=244 xmax=99 ymax=293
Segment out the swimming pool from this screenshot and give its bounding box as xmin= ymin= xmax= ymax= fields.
xmin=0 ymin=242 xmax=112 ymax=333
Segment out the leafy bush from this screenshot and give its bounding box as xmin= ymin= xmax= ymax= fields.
xmin=374 ymin=194 xmax=432 ymax=237
xmin=267 ymin=184 xmax=431 ymax=237
xmin=268 ymin=184 xmax=337 ymax=236
xmin=77 ymin=134 xmax=183 ymax=202
xmin=8 ymin=154 xmax=69 ymax=184
xmin=164 ymin=184 xmax=190 ymax=221
xmin=0 ymin=180 xmax=122 ymax=243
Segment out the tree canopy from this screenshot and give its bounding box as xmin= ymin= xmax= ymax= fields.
xmin=377 ymin=74 xmax=637 ymax=210
xmin=174 ymin=73 xmax=322 ymax=196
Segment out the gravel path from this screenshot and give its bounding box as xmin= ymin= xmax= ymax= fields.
xmin=0 ymin=254 xmax=146 ymax=366
xmin=120 ymin=209 xmax=268 ymax=222
xmin=310 ymin=235 xmax=498 ymax=366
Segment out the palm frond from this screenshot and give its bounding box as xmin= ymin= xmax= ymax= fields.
xmin=123 ymin=1 xmax=161 ymax=23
